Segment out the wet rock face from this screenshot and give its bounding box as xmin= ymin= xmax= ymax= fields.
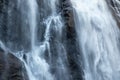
xmin=60 ymin=0 xmax=84 ymax=80
xmin=61 ymin=0 xmax=74 ymax=28
xmin=0 ymin=49 xmax=6 ymax=80
xmin=107 ymin=0 xmax=120 ymax=28
xmin=0 ymin=49 xmax=28 ymax=80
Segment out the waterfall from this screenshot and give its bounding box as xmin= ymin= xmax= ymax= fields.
xmin=27 ymin=0 xmax=37 ymax=49
xmin=5 ymin=0 xmax=70 ymax=80
xmin=71 ymin=0 xmax=120 ymax=80
xmin=14 ymin=0 xmax=53 ymax=80
xmin=15 ymin=0 xmax=65 ymax=80
xmin=0 ymin=0 xmax=120 ymax=80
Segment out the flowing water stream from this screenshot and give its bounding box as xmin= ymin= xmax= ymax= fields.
xmin=14 ymin=0 xmax=69 ymax=80
xmin=71 ymin=0 xmax=120 ymax=80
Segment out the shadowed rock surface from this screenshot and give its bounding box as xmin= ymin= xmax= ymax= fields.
xmin=0 ymin=48 xmax=28 ymax=80
xmin=61 ymin=0 xmax=84 ymax=80
xmin=107 ymin=0 xmax=120 ymax=28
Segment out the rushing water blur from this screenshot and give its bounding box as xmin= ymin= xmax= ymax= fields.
xmin=14 ymin=0 xmax=70 ymax=80
xmin=71 ymin=0 xmax=120 ymax=80
xmin=0 ymin=0 xmax=70 ymax=80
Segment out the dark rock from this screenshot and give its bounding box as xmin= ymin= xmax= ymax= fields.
xmin=60 ymin=0 xmax=84 ymax=80
xmin=0 ymin=48 xmax=28 ymax=80
xmin=106 ymin=0 xmax=120 ymax=29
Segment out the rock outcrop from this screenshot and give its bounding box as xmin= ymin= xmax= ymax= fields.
xmin=0 ymin=48 xmax=28 ymax=80
xmin=107 ymin=0 xmax=120 ymax=28
xmin=60 ymin=0 xmax=84 ymax=80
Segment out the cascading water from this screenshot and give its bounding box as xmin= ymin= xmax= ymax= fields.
xmin=8 ymin=0 xmax=70 ymax=80
xmin=0 ymin=0 xmax=120 ymax=80
xmin=0 ymin=0 xmax=70 ymax=80
xmin=27 ymin=0 xmax=37 ymax=48
xmin=71 ymin=0 xmax=120 ymax=80
xmin=15 ymin=0 xmax=69 ymax=80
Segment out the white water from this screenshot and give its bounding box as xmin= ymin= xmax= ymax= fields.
xmin=17 ymin=0 xmax=53 ymax=80
xmin=14 ymin=0 xmax=67 ymax=80
xmin=27 ymin=0 xmax=37 ymax=48
xmin=71 ymin=0 xmax=120 ymax=80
